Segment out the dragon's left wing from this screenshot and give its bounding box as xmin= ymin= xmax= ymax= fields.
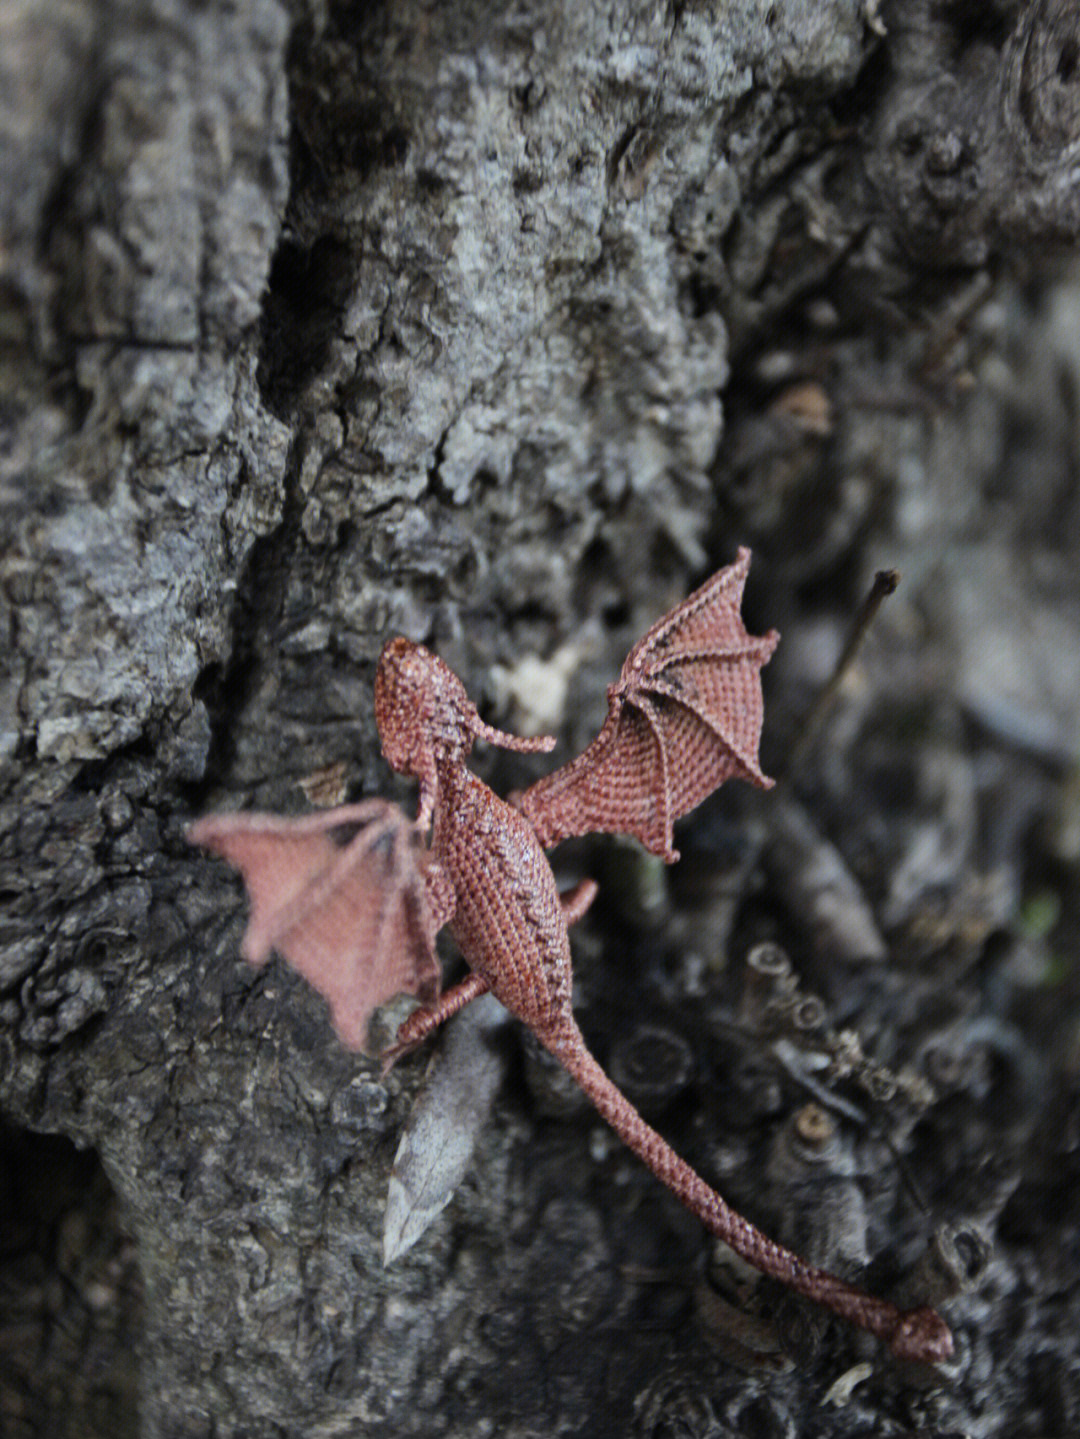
xmin=514 ymin=548 xmax=779 ymax=861
xmin=188 ymin=801 xmax=451 ymax=1053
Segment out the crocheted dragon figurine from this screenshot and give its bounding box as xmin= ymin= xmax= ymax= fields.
xmin=189 ymin=549 xmax=952 ymax=1363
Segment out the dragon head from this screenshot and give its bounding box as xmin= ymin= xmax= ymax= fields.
xmin=374 ymin=637 xmax=554 ymax=828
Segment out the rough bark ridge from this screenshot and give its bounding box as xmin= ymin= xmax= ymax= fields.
xmin=2 ymin=1 xmax=1079 ymax=1435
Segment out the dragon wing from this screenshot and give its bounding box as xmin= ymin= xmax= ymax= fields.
xmin=188 ymin=800 xmax=452 ymax=1053
xmin=514 ymin=548 xmax=779 ymax=862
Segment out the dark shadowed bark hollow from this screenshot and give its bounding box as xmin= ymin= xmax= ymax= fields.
xmin=2 ymin=1 xmax=1080 ymax=1434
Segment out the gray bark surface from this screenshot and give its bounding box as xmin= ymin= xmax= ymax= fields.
xmin=2 ymin=1 xmax=1080 ymax=1435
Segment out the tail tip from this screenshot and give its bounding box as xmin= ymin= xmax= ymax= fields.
xmin=888 ymin=1307 xmax=954 ymax=1364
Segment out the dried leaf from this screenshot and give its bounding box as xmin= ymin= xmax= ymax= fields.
xmin=383 ymin=994 xmax=509 ymax=1264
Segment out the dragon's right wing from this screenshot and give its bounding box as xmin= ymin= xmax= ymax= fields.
xmin=515 ymin=549 xmax=778 ymax=861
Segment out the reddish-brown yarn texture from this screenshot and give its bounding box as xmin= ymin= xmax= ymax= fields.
xmin=517 ymin=551 xmax=777 ymax=859
xmin=189 ymin=550 xmax=952 ymax=1364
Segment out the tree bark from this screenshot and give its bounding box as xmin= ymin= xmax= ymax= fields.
xmin=3 ymin=1 xmax=1080 ymax=1435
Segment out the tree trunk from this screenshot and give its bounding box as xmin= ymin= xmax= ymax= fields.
xmin=3 ymin=1 xmax=1080 ymax=1434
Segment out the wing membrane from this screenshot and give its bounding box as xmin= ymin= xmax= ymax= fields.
xmin=515 ymin=549 xmax=779 ymax=860
xmin=188 ymin=801 xmax=451 ymax=1052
